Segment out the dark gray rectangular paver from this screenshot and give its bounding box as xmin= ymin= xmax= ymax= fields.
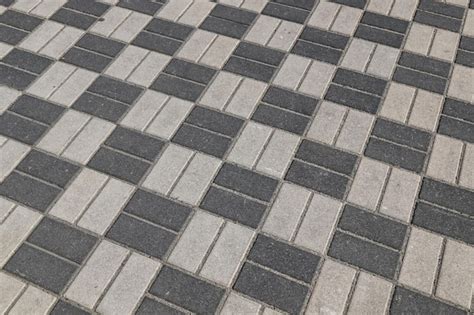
xmin=0 ymin=24 xmax=28 ymax=45
xmin=332 ymin=68 xmax=387 ymax=96
xmin=0 ymin=64 xmax=37 ymax=91
xmin=262 ymin=2 xmax=309 ymax=24
xmin=50 ymin=301 xmax=92 ymax=315
xmin=72 ymin=92 xmax=129 ymax=123
xmin=61 ymin=47 xmax=112 ymax=73
xmin=252 ymin=104 xmax=310 ymax=135
xmin=75 ymin=33 xmax=125 ymax=57
xmin=105 ymin=127 xmax=165 ymax=161
xmin=372 ymin=118 xmax=432 ymax=151
xmin=164 ymin=59 xmax=216 ymax=84
xmin=224 ymin=56 xmax=277 ymax=82
xmin=132 ymin=32 xmax=182 ymax=55
xmin=9 ymin=95 xmax=64 ymax=125
xmin=325 ymin=84 xmax=380 ymax=114
xmin=0 ymin=112 xmax=47 ymax=144
xmin=0 ymin=10 xmax=42 ymax=31
xmin=65 ymin=0 xmax=110 ymax=17
xmin=51 ymin=8 xmax=97 ymax=30
xmin=185 ymin=106 xmax=244 ymax=137
xmin=263 ymin=86 xmax=318 ymax=116
xmin=87 ymin=76 xmax=144 ymax=104
xmin=118 ymin=0 xmax=164 ymax=15
xmin=150 ymin=74 xmax=205 ymax=102
xmin=149 ymin=266 xmax=225 ymax=314
xmin=136 ymin=298 xmax=185 ymax=315
xmin=145 ymin=18 xmax=193 ymax=39
xmin=172 ymin=124 xmax=232 ymax=158
xmin=2 ymin=48 xmax=53 ymax=75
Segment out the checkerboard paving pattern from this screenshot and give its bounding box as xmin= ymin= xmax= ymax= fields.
xmin=0 ymin=0 xmax=473 ymax=314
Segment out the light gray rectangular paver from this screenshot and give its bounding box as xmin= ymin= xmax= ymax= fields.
xmin=430 ymin=29 xmax=459 ymax=62
xmin=331 ymin=6 xmax=363 ymax=35
xmin=380 ymin=168 xmax=421 ymax=222
xmin=178 ymin=1 xmax=215 ymax=27
xmin=306 ymin=260 xmax=356 ymax=314
xmin=30 ymin=0 xmax=67 ymax=18
xmin=111 ymin=12 xmax=151 ymax=43
xmin=294 ymin=193 xmax=342 ymax=253
xmin=62 ymin=117 xmax=115 ymax=164
xmin=27 ymin=62 xmax=76 ymax=98
xmin=367 ymin=0 xmax=392 ymax=15
xmin=38 ymin=109 xmax=90 ymax=155
xmin=0 ymin=43 xmax=12 ymax=59
xmin=336 ymin=109 xmax=374 ymax=154
xmin=40 ymin=26 xmax=83 ymax=59
xmin=221 ymin=293 xmax=261 ymax=315
xmin=78 ymin=178 xmax=135 ymax=235
xmin=200 ymin=35 xmax=239 ymax=69
xmin=0 ymin=272 xmax=25 ymax=313
xmin=348 ymin=272 xmax=392 ymax=315
xmin=273 ymin=54 xmax=311 ymax=90
xmin=308 ymin=1 xmax=339 ymax=29
xmin=256 ymin=129 xmax=300 ymax=178
xmin=49 ymin=68 xmax=98 ymax=107
xmin=447 ymin=64 xmax=473 ymax=102
xmin=97 ymin=253 xmax=161 ymax=315
xmin=427 ymin=135 xmax=463 ymax=183
xmin=299 ymin=60 xmax=336 ymax=98
xmin=268 ymin=21 xmax=302 ymax=51
xmin=262 ymin=183 xmax=311 ymax=241
xmin=348 ymin=158 xmax=390 ymax=211
xmin=399 ymin=227 xmax=443 ymax=294
xmin=65 ymin=240 xmax=128 ymax=309
xmin=105 ymin=45 xmax=148 ymax=80
xmin=170 ymin=153 xmax=222 ymax=205
xmin=0 ymin=139 xmax=29 ymax=182
xmin=390 ymin=0 xmax=417 ymax=20
xmin=50 ymin=168 xmax=108 ymax=223
xmin=127 ymin=51 xmax=171 ymax=87
xmin=436 ymin=240 xmax=474 ymax=309
xmin=245 ymin=15 xmax=279 ymax=45
xmin=11 ymin=0 xmax=40 ymax=12
xmin=408 ymin=90 xmax=443 ymax=131
xmin=341 ymin=39 xmax=375 ymax=72
xmin=379 ymin=82 xmax=416 ymax=123
xmin=146 ymin=97 xmax=193 ymax=139
xmin=200 ymin=71 xmax=242 ymax=110
xmin=367 ymin=44 xmax=399 ymax=78
xmin=9 ymin=285 xmax=56 ymax=315
xmin=225 ymin=78 xmax=267 ymax=118
xmin=90 ymin=6 xmax=130 ymax=37
xmin=463 ymin=9 xmax=474 ymax=36
xmin=228 ymin=122 xmax=273 ymax=168
xmin=143 ymin=144 xmax=194 ymax=195
xmin=168 ymin=210 xmax=223 ymax=273
xmin=0 ymin=206 xmax=41 ymax=267
xmin=121 ymin=90 xmax=169 ymax=132
xmin=404 ymin=23 xmax=434 ymax=55
xmin=459 ymin=143 xmax=474 ymax=189
xmin=0 ymin=86 xmax=20 ymax=113
xmin=200 ymin=222 xmax=254 ymax=286
xmin=0 ymin=197 xmax=16 ymax=223
xmin=177 ymin=29 xmax=216 ymax=62
xmin=307 ymin=101 xmax=346 ymax=145
xmin=157 ymin=0 xmax=192 ymax=21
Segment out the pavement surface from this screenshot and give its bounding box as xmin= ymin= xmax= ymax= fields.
xmin=0 ymin=0 xmax=473 ymax=314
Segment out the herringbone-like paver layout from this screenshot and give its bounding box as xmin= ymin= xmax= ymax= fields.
xmin=0 ymin=0 xmax=473 ymax=314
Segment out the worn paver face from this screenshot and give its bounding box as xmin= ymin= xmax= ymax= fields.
xmin=0 ymin=0 xmax=473 ymax=313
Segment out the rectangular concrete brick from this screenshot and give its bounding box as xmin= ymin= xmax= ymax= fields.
xmin=11 ymin=0 xmax=41 ymax=12
xmin=256 ymin=129 xmax=300 ymax=178
xmin=367 ymin=0 xmax=392 ymax=15
xmin=331 ymin=6 xmax=363 ymax=35
xmin=200 ymin=71 xmax=242 ymax=110
xmin=245 ymin=15 xmax=279 ymax=45
xmin=30 ymin=0 xmax=67 ymax=18
xmin=65 ymin=240 xmax=128 ymax=309
xmin=111 ymin=12 xmax=152 ymax=43
xmin=62 ymin=117 xmax=115 ymax=164
xmin=348 ymin=158 xmax=390 ymax=211
xmin=241 ymin=0 xmax=267 ymax=11
xmin=379 ymin=82 xmax=416 ymax=123
xmin=50 ymin=168 xmax=108 ymax=223
xmin=157 ymin=0 xmax=192 ymax=21
xmin=143 ymin=144 xmax=194 ymax=195
xmin=121 ymin=90 xmax=169 ymax=131
xmin=341 ymin=39 xmax=375 ymax=72
xmin=200 ymin=222 xmax=254 ymax=286
xmin=0 ymin=43 xmax=13 ymax=59
xmin=430 ymin=29 xmax=459 ymax=62
xmin=367 ymin=44 xmax=399 ymax=79
xmin=225 ymin=78 xmax=266 ymax=118
xmin=90 ymin=6 xmax=130 ymax=36
xmin=307 ymin=101 xmax=346 ymax=145
xmin=294 ymin=193 xmax=342 ymax=253
xmin=436 ymin=240 xmax=474 ymax=308
xmin=459 ymin=143 xmax=474 ymax=189
xmin=263 ymin=183 xmax=311 ymax=240
xmin=408 ymin=90 xmax=443 ymax=131
xmin=399 ymin=227 xmax=443 ymax=294
xmin=268 ymin=21 xmax=302 ymax=51
xmin=336 ymin=109 xmax=374 ymax=154
xmin=348 ymin=272 xmax=392 ymax=315
xmin=0 ymin=272 xmax=25 ymax=313
xmin=380 ymin=168 xmax=421 ymax=222
xmin=168 ymin=210 xmax=223 ymax=272
xmin=78 ymin=178 xmax=134 ymax=235
xmin=97 ymin=253 xmax=161 ymax=315
xmin=19 ymin=20 xmax=63 ymax=52
xmin=299 ymin=60 xmax=336 ymax=98
xmin=146 ymin=97 xmax=193 ymax=139
xmin=178 ymin=2 xmax=215 ymax=27
xmin=0 ymin=206 xmax=41 ymax=267
xmin=228 ymin=122 xmax=272 ymax=168
xmin=0 ymin=197 xmax=16 ymax=223
xmin=390 ymin=0 xmax=417 ymax=20
xmin=40 ymin=26 xmax=83 ymax=59
xmin=105 ymin=45 xmax=148 ymax=80
xmin=178 ymin=29 xmax=216 ymax=62
xmin=404 ymin=23 xmax=434 ymax=55
xmin=0 ymin=139 xmax=29 ymax=181
xmin=463 ymin=10 xmax=474 ymax=36
xmin=9 ymin=285 xmax=56 ymax=315
xmin=127 ymin=51 xmax=171 ymax=87
xmin=200 ymin=35 xmax=239 ymax=69
xmin=49 ymin=68 xmax=98 ymax=107
xmin=27 ymin=62 xmax=76 ymax=98
xmin=427 ymin=135 xmax=463 ymax=183
xmin=306 ymin=259 xmax=356 ymax=314
xmin=221 ymin=293 xmax=261 ymax=315
xmin=308 ymin=1 xmax=339 ymax=30
xmin=171 ymin=153 xmax=222 ymax=205
xmin=273 ymin=54 xmax=311 ymax=90
xmin=38 ymin=109 xmax=90 ymax=155
xmin=448 ymin=65 xmax=472 ymax=102
xmin=0 ymin=86 xmax=20 ymax=114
